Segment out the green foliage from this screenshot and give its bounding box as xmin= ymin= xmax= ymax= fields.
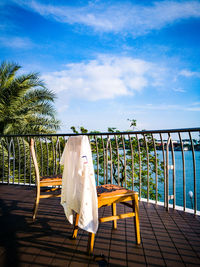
xmin=71 ymin=126 xmax=88 ymax=134
xmin=127 ymin=118 xmax=137 ymax=129
xmin=71 ymin=121 xmax=164 ymax=201
xmin=0 ymin=136 xmax=65 ymax=184
xmin=0 ymin=61 xmax=60 ymax=134
xmin=0 ymin=137 xmax=32 ymax=183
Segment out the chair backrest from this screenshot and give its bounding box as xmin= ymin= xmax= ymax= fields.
xmin=30 ymin=138 xmax=40 ymax=185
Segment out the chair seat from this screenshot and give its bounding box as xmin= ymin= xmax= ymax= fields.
xmin=97 ymin=184 xmax=134 ymax=196
xmin=97 ymin=184 xmax=138 ymax=208
xmin=40 ymin=174 xmax=62 ymax=182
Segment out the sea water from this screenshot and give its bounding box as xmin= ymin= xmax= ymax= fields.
xmin=95 ymin=149 xmax=200 ymax=211
xmin=157 ymin=150 xmax=200 ymax=211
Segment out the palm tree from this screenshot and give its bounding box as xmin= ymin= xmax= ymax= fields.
xmin=0 ymin=61 xmax=60 ymax=134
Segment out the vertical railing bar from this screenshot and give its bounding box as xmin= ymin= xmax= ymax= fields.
xmin=55 ymin=136 xmax=60 ymax=174
xmin=101 ymin=135 xmax=106 ymax=184
xmin=169 ymin=133 xmax=176 ymax=209
xmin=115 ymin=135 xmax=120 ymax=185
xmin=30 ymin=137 xmax=33 ymax=185
xmin=58 ymin=137 xmax=62 ymax=174
xmin=178 ymin=132 xmax=186 ymax=211
xmin=8 ymin=137 xmax=11 ymax=184
xmin=8 ymin=137 xmax=14 ymax=184
xmin=56 ymin=136 xmax=61 ymax=174
xmin=166 ymin=135 xmax=171 ymax=211
xmin=88 ymin=135 xmax=91 ymax=155
xmin=7 ymin=137 xmax=10 ymax=184
xmin=51 ymin=137 xmax=55 ymax=175
xmin=8 ymin=138 xmax=12 ymax=184
xmin=16 ymin=137 xmax=21 ymax=184
xmin=45 ymin=137 xmax=49 ymax=176
xmin=55 ymin=137 xmax=59 ymax=174
xmin=2 ymin=138 xmax=5 ymax=183
xmin=152 ymin=134 xmax=158 ymax=203
xmin=0 ymin=138 xmax=5 ymax=183
xmin=22 ymin=138 xmax=26 ymax=185
xmin=121 ymin=134 xmax=126 ymax=188
xmin=109 ymin=135 xmax=113 ymax=184
xmin=106 ymin=135 xmax=109 ymax=184
xmin=58 ymin=136 xmax=65 ymax=174
xmin=160 ymin=133 xmax=166 ymax=208
xmin=31 ymin=137 xmax=36 ymax=185
xmin=143 ymin=134 xmax=149 ymax=202
xmin=11 ymin=138 xmax=15 ymax=184
xmin=189 ymin=131 xmax=196 ymax=214
xmin=0 ymin=138 xmax=1 ymax=183
xmin=136 ymin=134 xmax=141 ymax=199
xmin=95 ymin=136 xmax=99 ymax=185
xmin=39 ymin=138 xmax=43 ymax=177
xmin=128 ymin=134 xmax=134 ymax=191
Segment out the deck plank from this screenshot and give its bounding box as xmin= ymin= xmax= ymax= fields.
xmin=1 ymin=185 xmax=200 ymax=266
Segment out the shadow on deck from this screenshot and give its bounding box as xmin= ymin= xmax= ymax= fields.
xmin=0 ymin=185 xmax=200 ymax=266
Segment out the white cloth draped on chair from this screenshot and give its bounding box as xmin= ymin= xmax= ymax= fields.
xmin=60 ymin=135 xmax=98 ymax=234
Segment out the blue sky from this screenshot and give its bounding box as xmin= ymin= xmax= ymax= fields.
xmin=0 ymin=0 xmax=200 ymax=132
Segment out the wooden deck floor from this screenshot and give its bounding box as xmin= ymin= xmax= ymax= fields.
xmin=0 ymin=185 xmax=200 ymax=267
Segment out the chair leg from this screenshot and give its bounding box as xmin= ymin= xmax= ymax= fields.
xmin=33 ymin=186 xmax=40 ymax=221
xmin=133 ymin=196 xmax=141 ymax=244
xmin=112 ymin=203 xmax=117 ymax=229
xmin=87 ymin=232 xmax=95 ymax=255
xmin=72 ymin=213 xmax=79 ymax=239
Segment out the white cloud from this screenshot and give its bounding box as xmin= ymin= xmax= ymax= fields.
xmin=42 ymin=55 xmax=165 ymax=101
xmin=15 ymin=0 xmax=200 ymax=36
xmin=187 ymin=102 xmax=200 ymax=111
xmin=134 ymin=104 xmax=183 ymax=111
xmin=191 ymin=102 xmax=200 ymax=105
xmin=187 ymin=107 xmax=200 ymax=111
xmin=179 ymin=69 xmax=200 ymax=78
xmin=0 ymin=36 xmax=34 ymax=49
xmin=173 ymin=88 xmax=186 ymax=93
xmin=57 ymin=104 xmax=69 ymax=113
xmin=122 ymin=103 xmax=200 ymax=112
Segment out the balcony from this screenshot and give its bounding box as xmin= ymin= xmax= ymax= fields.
xmin=1 ymin=184 xmax=200 ymax=266
xmin=0 ymin=128 xmax=200 ymax=266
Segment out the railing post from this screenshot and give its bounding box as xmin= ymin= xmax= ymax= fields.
xmin=178 ymin=132 xmax=186 ymax=211
xmin=136 ymin=134 xmax=141 ymax=200
xmin=94 ymin=136 xmax=99 ymax=185
xmin=152 ymin=134 xmax=158 ymax=203
xmin=143 ymin=134 xmax=149 ymax=202
xmin=189 ymin=132 xmax=196 ymax=214
xmin=106 ymin=135 xmax=109 ymax=184
xmin=166 ymin=136 xmax=171 ymax=211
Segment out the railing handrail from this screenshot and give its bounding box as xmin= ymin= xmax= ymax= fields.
xmin=0 ymin=127 xmax=200 ymax=138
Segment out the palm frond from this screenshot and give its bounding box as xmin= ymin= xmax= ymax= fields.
xmin=0 ymin=61 xmax=60 ymax=135
xmin=0 ymin=61 xmax=21 ymax=90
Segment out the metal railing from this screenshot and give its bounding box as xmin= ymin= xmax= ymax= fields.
xmin=0 ymin=128 xmax=200 ymax=214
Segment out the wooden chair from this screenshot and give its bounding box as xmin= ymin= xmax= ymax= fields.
xmin=30 ymin=138 xmax=62 ymax=221
xmin=72 ymin=184 xmax=140 ymax=254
